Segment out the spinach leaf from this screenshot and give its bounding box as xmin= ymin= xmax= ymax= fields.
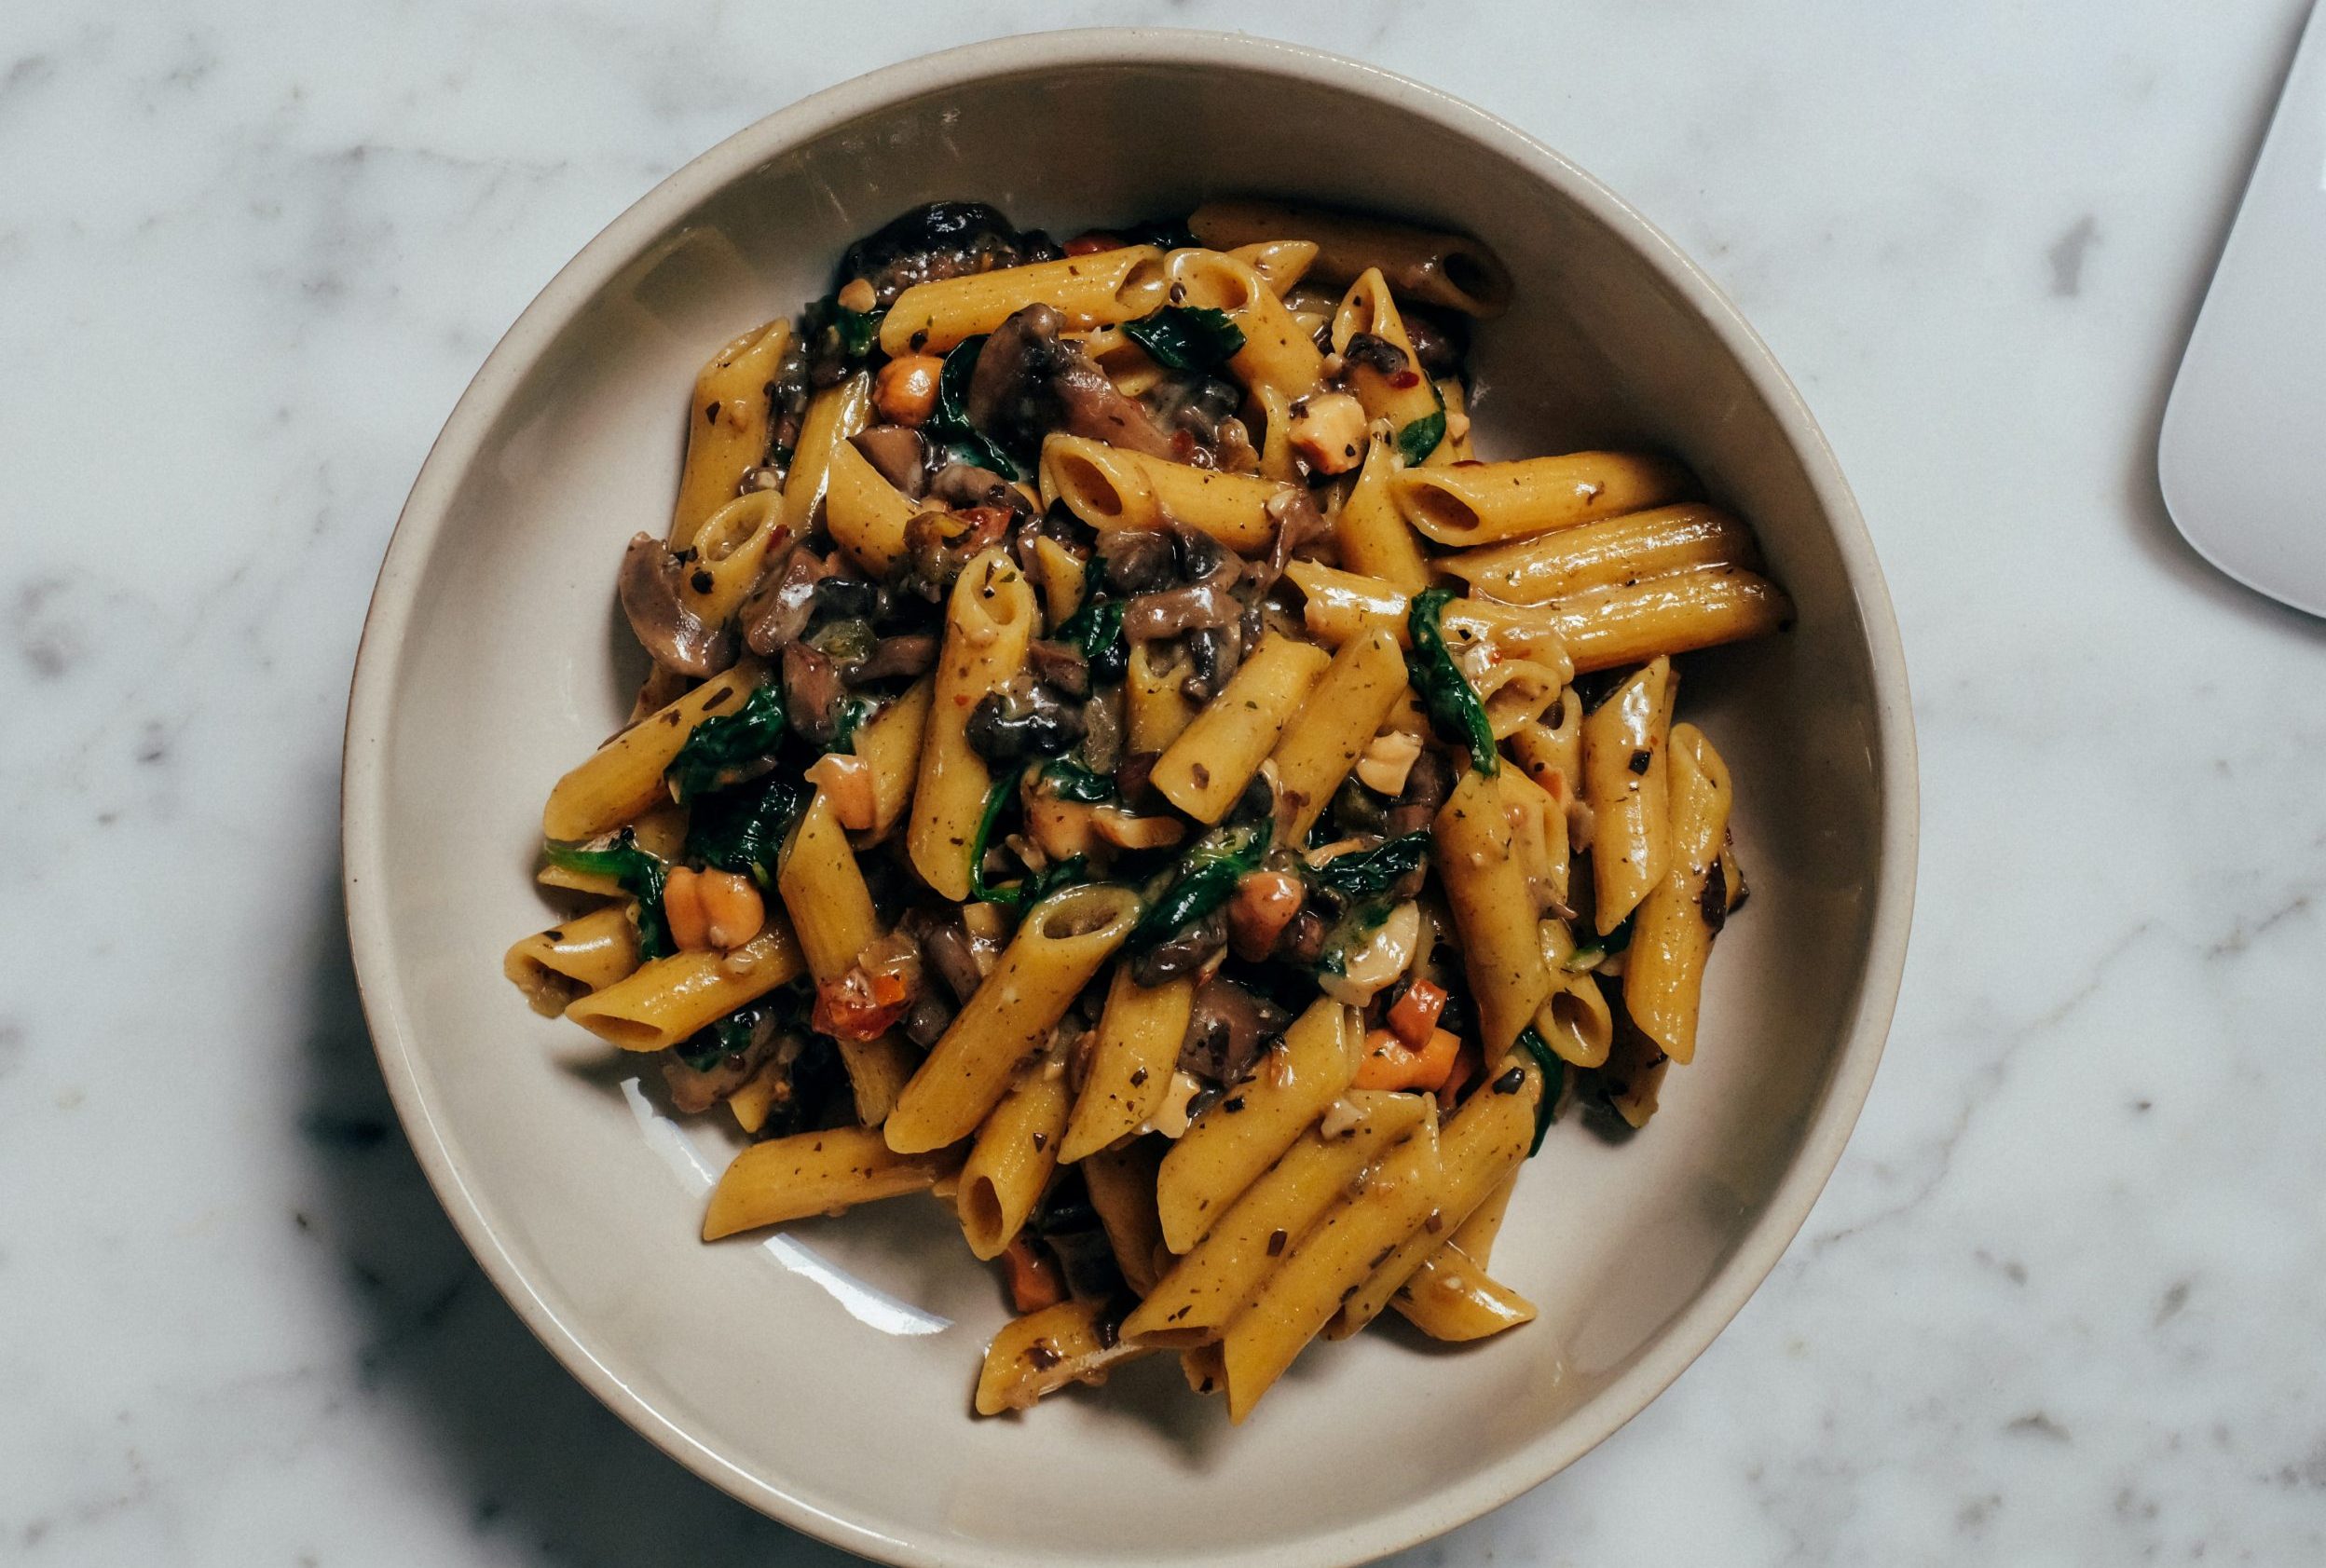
xmin=1055 ymin=593 xmax=1127 ymax=683
xmin=1308 ymin=831 xmax=1430 ymax=902
xmin=1406 ymin=586 xmax=1498 ymax=775
xmin=664 ymin=684 xmax=787 ymax=803
xmin=1123 ymin=307 xmax=1245 ymax=373
xmin=1041 ymin=757 xmax=1115 ymax=803
xmin=1516 ymin=1027 xmax=1565 ymax=1154
xmin=541 ymin=828 xmax=674 ymax=959
xmin=1395 ymin=408 xmax=1447 ymax=466
xmin=1564 ymin=914 xmax=1635 ymax=972
xmin=1127 ymin=818 xmax=1271 ymax=953
xmin=686 ymin=770 xmax=810 ymax=887
xmin=829 ymin=693 xmax=874 ymax=755
xmin=967 ymin=767 xmax=1093 ymax=909
xmin=674 ymin=1001 xmax=770 ymax=1072
xmin=804 ymin=294 xmax=884 ymax=367
xmin=924 ymin=335 xmax=1024 ymax=479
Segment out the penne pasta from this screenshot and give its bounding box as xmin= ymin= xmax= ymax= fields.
xmin=909 ymin=551 xmax=1036 ymax=900
xmin=1394 ymin=454 xmax=1692 ymax=546
xmin=1151 ymin=633 xmax=1334 ymax=825
xmin=542 ymin=665 xmax=762 ymax=844
xmin=1434 ymin=770 xmax=1558 ymax=1055
xmin=957 ymin=1060 xmax=1073 ymax=1259
xmin=703 ymin=1125 xmax=957 ymax=1240
xmin=671 ymin=318 xmax=790 ymax=544
xmin=565 ymin=922 xmax=803 ymax=1053
xmin=1544 ymin=564 xmax=1794 ymax=673
xmin=1391 ymin=1243 xmax=1537 ymax=1341
xmin=1623 ymin=724 xmax=1733 ymax=1064
xmin=1266 ymin=627 xmax=1410 ymax=844
xmin=1039 ymin=434 xmax=1290 ymax=553
xmin=1125 ymin=639 xmax=1198 ymax=753
xmin=821 ymin=433 xmax=920 ymax=576
xmin=885 ymin=885 xmax=1142 ymax=1154
xmin=1332 ymin=433 xmax=1432 ymax=594
xmin=1331 ymin=268 xmax=1444 ymax=454
xmin=1060 ymin=968 xmax=1196 ymax=1164
xmin=1227 ymin=239 xmax=1320 ymax=295
xmin=502 ymin=906 xmax=642 ymax=1016
xmin=1581 ymin=655 xmax=1676 ymax=933
xmin=1155 ymin=998 xmax=1362 ymax=1253
xmin=781 ymin=372 xmax=874 ymax=539
xmin=1162 ymin=247 xmax=1326 ymax=404
xmin=974 ymin=1298 xmax=1150 ymax=1415
xmin=883 ymin=246 xmax=1166 ymax=355
xmin=1081 ymin=1138 xmax=1169 ymax=1296
xmin=849 ymin=675 xmax=933 ymax=846
xmin=1441 ymin=503 xmax=1759 ymax=604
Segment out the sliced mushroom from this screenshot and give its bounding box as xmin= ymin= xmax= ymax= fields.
xmin=850 ymin=425 xmax=930 ymax=498
xmin=1179 ymin=976 xmax=1291 ymax=1084
xmin=739 ymin=542 xmax=828 ymax=656
xmin=781 ymin=642 xmax=851 ymax=748
xmin=965 ymin=304 xmax=1178 ymax=457
xmin=618 ymin=533 xmax=734 ymax=677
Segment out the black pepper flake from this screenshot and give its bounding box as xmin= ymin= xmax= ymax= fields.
xmin=1129 ymin=1067 xmax=1148 ymax=1086
xmin=1627 ymin=750 xmax=1652 ymax=774
xmin=1031 ymin=1131 xmax=1047 ymax=1151
xmin=1191 ymin=763 xmax=1211 ymax=789
xmin=1491 ymin=1066 xmax=1526 ymax=1095
xmin=702 ymin=687 xmax=732 ymax=711
xmin=705 ymin=401 xmax=721 ymax=424
xmin=1701 ymin=857 xmax=1729 ymax=934
xmin=1222 ymin=1097 xmax=1245 ymax=1113
xmin=910 ymin=330 xmax=929 ymax=351
xmin=691 ymin=568 xmax=715 ymax=593
xmin=1024 ymin=1343 xmax=1062 ymax=1370
xmin=1267 ymin=1228 xmax=1288 ymax=1257
xmin=542 ymin=928 xmax=564 ymax=943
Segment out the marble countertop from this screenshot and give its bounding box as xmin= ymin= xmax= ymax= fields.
xmin=7 ymin=3 xmax=2325 ymax=1562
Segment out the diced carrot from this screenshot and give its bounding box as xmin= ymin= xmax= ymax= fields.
xmin=1353 ymin=1026 xmax=1464 ymax=1094
xmin=812 ymin=966 xmax=910 ymax=1041
xmin=1385 ymin=978 xmax=1448 ymax=1051
xmin=1001 ymin=1236 xmax=1065 ymax=1313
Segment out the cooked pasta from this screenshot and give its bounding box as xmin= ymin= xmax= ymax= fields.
xmin=506 ymin=197 xmax=1786 ymax=1422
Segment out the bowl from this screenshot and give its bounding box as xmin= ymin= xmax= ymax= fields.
xmin=342 ymin=29 xmax=1915 ymax=1568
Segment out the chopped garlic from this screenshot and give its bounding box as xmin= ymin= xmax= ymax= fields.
xmin=1317 ymin=1096 xmax=1367 ymax=1139
xmin=1289 ymin=391 xmax=1368 ymax=474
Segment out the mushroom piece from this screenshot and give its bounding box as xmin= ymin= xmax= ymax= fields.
xmin=839 ymin=200 xmax=1046 ymax=309
xmin=1178 ymin=976 xmax=1291 ymax=1085
xmin=849 ymin=425 xmax=930 ymax=499
xmin=739 ymin=543 xmax=828 ymax=657
xmin=1098 ymin=526 xmax=1177 ymax=593
xmin=965 ymin=305 xmax=1179 ymax=457
xmin=964 ymin=674 xmax=1086 ymax=764
xmin=843 ymin=632 xmax=938 ymax=685
xmin=781 ymin=642 xmax=852 ymax=748
xmin=618 ymin=533 xmax=735 ymax=678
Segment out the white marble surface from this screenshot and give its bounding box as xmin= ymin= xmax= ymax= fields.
xmin=6 ymin=2 xmax=2325 ymax=1562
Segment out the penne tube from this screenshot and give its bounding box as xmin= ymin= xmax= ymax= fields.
xmin=1543 ymin=565 xmax=1793 ymax=673
xmin=1155 ymin=999 xmax=1362 ymax=1253
xmin=885 ymin=885 xmax=1142 ymax=1154
xmin=1391 ymin=1244 xmax=1537 ymax=1341
xmin=1032 ymin=535 xmax=1087 ymax=623
xmin=781 ymin=372 xmax=874 ymax=539
xmin=1331 ymin=268 xmax=1444 ymax=453
xmin=1506 ymin=691 xmax=1584 ymax=813
xmin=1151 ymin=634 xmax=1334 ymax=825
xmin=678 ymin=490 xmax=788 ymax=627
xmin=958 ymin=1062 xmax=1073 ymax=1260
xmin=671 ymin=318 xmax=790 ymax=544
xmin=1189 ymin=198 xmax=1512 ymax=317
xmin=1499 ymin=763 xmax=1570 ymax=909
xmin=702 ymin=1125 xmax=957 ymax=1240
xmin=1039 ymin=433 xmax=1291 ymax=554
xmin=564 ymin=922 xmax=803 ymax=1052
xmin=1441 ymin=504 xmax=1760 ymax=605
xmin=1600 ymin=1019 xmax=1670 ymax=1130
xmin=1123 ymin=1090 xmax=1426 ymax=1345
xmin=1332 ymin=433 xmax=1432 ymax=594
xmin=821 ymin=433 xmax=920 ymax=577
xmin=1227 ymin=239 xmax=1320 ymax=295
xmin=1428 ymin=377 xmax=1474 ymax=465
xmin=1284 ymin=560 xmax=1572 ymax=673
xmin=1124 ymin=639 xmax=1198 ymax=754
xmin=1450 ymin=1170 xmax=1518 ymax=1267
xmin=1476 ymin=657 xmax=1567 ymax=743
xmin=1434 ymin=770 xmax=1559 ymax=1055
xmin=1535 ymin=920 xmax=1616 ymax=1069
xmin=1081 ymin=1138 xmax=1169 ymax=1296
xmin=1581 ymin=655 xmax=1676 ymax=933
xmin=502 ymin=906 xmax=641 ymax=1016
xmin=908 ymin=551 xmax=1036 ymax=900
xmin=1266 ymin=627 xmax=1410 ymax=843
xmin=1217 ymin=1112 xmax=1442 ymax=1423
xmin=1162 ymin=248 xmax=1326 ymax=405
xmin=1252 ymin=382 xmax=1301 ymax=484
xmin=1623 ymin=724 xmax=1733 ymax=1064
xmin=974 ymin=1298 xmax=1151 ymax=1415
xmin=1394 ymin=454 xmax=1691 ymax=546
xmin=850 ymin=676 xmax=933 ymax=846
xmin=1060 ymin=969 xmax=1196 ymax=1164
xmin=1329 ymin=1050 xmax=1539 ymax=1337
xmin=778 ymin=791 xmax=881 ymax=982
xmin=883 ymin=246 xmax=1166 ymax=355
xmin=542 ymin=665 xmax=762 ymax=843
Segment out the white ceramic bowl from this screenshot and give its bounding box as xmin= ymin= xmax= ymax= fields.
xmin=344 ymin=30 xmax=1914 ymax=1568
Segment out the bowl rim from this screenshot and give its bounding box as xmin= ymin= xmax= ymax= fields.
xmin=341 ymin=26 xmax=1918 ymax=1568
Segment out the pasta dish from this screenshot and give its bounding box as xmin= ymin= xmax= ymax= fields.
xmin=502 ymin=198 xmax=1788 ymax=1421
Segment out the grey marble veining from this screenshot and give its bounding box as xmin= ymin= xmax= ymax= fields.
xmin=5 ymin=2 xmax=2325 ymax=1563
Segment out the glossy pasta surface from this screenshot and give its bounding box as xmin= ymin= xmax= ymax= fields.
xmin=504 ymin=197 xmax=1791 ymax=1422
